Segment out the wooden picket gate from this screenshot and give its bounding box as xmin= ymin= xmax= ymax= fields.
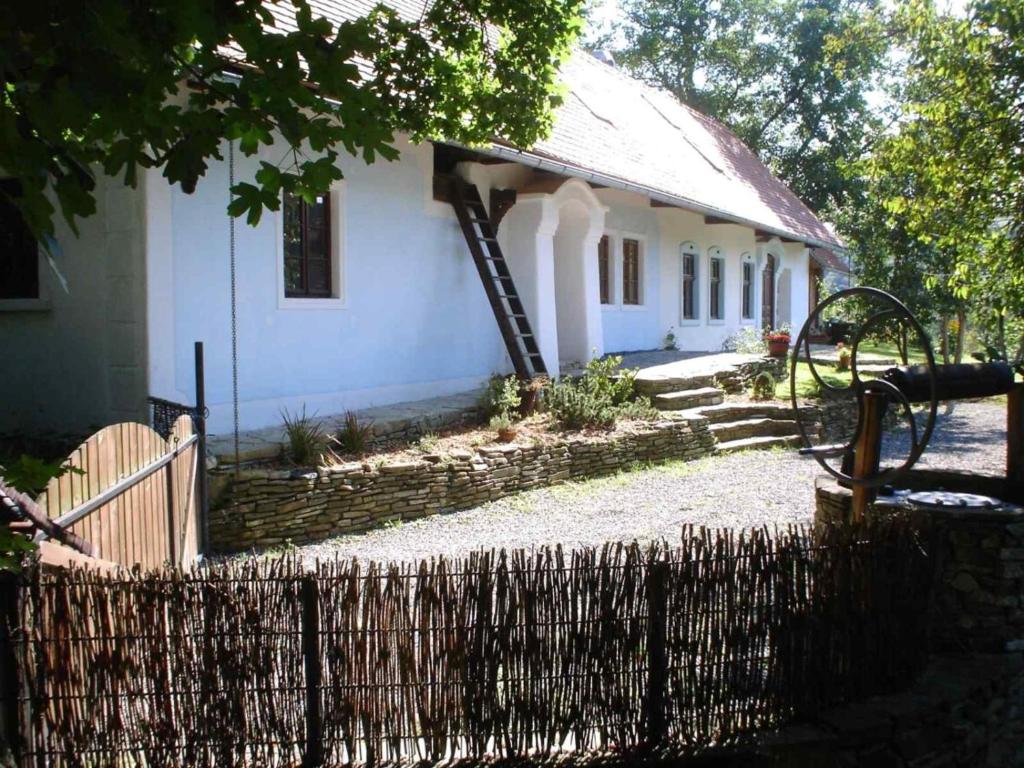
xmin=34 ymin=415 xmax=201 ymax=570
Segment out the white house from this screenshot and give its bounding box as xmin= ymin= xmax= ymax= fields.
xmin=0 ymin=42 xmax=843 ymax=440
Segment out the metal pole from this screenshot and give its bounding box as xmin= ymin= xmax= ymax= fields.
xmin=195 ymin=342 xmax=210 ymax=555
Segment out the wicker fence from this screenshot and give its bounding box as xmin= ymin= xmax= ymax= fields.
xmin=6 ymin=522 xmax=932 ymax=767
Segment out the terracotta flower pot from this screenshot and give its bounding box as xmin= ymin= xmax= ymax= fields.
xmin=767 ymin=338 xmax=790 ymax=357
xmin=497 ymin=427 xmax=518 ymax=443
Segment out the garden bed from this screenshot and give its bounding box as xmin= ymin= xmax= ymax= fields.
xmin=208 ymin=413 xmax=716 ymax=553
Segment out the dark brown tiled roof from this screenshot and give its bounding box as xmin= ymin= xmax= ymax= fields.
xmin=811 ymin=247 xmax=851 ymax=273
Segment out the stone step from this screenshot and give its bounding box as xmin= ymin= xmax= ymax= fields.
xmin=715 ymin=434 xmax=803 ymax=454
xmin=652 ymin=387 xmax=725 ymax=410
xmin=635 ymin=372 xmax=718 ymax=396
xmin=710 ymin=418 xmax=801 ymax=443
xmin=682 ymin=402 xmax=821 ymax=424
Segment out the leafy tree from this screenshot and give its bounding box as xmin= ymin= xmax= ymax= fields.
xmin=605 ymin=0 xmax=889 ymax=212
xmin=854 ymin=0 xmax=1024 ymax=364
xmin=2 ymin=0 xmax=583 ymax=240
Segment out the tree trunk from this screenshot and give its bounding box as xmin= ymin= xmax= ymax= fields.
xmin=955 ymin=308 xmax=966 ymax=365
xmin=940 ymin=315 xmax=950 ymax=365
xmin=898 ymin=326 xmax=909 ymax=365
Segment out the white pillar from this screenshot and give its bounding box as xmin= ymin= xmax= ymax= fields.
xmin=498 ymin=194 xmax=561 ymax=377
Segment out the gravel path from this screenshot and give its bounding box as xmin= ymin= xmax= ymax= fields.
xmin=289 ymin=400 xmax=1006 ymax=565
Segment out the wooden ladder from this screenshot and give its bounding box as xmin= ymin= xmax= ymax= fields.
xmin=449 ymin=177 xmax=547 ymax=379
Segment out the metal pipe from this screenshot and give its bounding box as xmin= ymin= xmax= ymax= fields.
xmin=195 ymin=341 xmax=210 ymax=556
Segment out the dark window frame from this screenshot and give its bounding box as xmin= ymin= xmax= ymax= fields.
xmin=622 ymin=238 xmax=641 ymax=306
xmin=741 ymin=261 xmax=753 ymax=319
xmin=0 ymin=179 xmax=40 ymax=301
xmin=709 ymin=256 xmax=724 ymax=320
xmin=598 ymin=235 xmax=611 ymax=304
xmin=283 ymin=191 xmax=333 ymax=299
xmin=681 ymin=250 xmax=697 ymax=320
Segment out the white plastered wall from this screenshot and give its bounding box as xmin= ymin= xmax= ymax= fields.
xmin=656 ymin=208 xmax=759 ymax=351
xmin=0 ymin=174 xmax=148 ymax=436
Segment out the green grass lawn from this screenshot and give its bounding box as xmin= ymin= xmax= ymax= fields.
xmin=857 ymin=339 xmax=929 ymax=364
xmin=774 ymin=338 xmax=932 ymax=400
xmin=776 ymin=361 xmax=852 ymax=400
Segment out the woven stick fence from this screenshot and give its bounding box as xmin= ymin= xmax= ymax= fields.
xmin=5 ymin=522 xmax=932 ymax=768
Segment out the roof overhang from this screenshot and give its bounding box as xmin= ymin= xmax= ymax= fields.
xmin=462 ymin=141 xmax=846 ymax=252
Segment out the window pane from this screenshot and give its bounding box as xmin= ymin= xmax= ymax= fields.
xmin=307 ymin=258 xmax=330 ymax=296
xmin=742 ymin=263 xmax=752 ymax=318
xmin=710 ymin=257 xmax=723 ymax=319
xmin=284 ymin=257 xmax=304 ymax=295
xmin=623 ymin=239 xmax=640 ymax=305
xmin=598 ymin=235 xmax=610 ymax=304
xmin=0 ymin=180 xmax=39 ymax=299
xmin=307 ymin=226 xmax=329 ymax=261
xmin=307 ymin=194 xmax=329 ymax=229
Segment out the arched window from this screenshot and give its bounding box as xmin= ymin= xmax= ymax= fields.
xmin=680 ymin=242 xmax=699 ymax=322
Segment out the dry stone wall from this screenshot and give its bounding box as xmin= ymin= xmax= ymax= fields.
xmin=728 ymin=653 xmax=1024 ymax=767
xmin=816 ymin=474 xmax=1024 ymax=654
xmin=209 ymin=417 xmax=715 ymax=553
xmin=715 ymin=356 xmax=788 ymax=394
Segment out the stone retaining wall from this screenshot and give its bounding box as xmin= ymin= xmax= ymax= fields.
xmin=728 ymin=653 xmax=1024 ymax=767
xmin=816 ymin=474 xmax=1024 ymax=654
xmin=209 ymin=417 xmax=716 ymax=553
xmin=715 ymin=355 xmax=788 ymax=394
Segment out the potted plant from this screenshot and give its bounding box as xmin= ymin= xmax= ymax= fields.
xmin=489 ymin=412 xmax=518 ymax=443
xmin=765 ymin=327 xmax=791 ymax=358
xmin=835 ymin=342 xmax=851 ymax=371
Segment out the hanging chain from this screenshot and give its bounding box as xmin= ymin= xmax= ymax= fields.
xmin=229 ymin=140 xmax=241 ymax=474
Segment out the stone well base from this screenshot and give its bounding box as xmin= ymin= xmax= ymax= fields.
xmin=815 ymin=473 xmax=1024 ymax=653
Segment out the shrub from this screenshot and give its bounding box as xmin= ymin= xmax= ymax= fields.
xmin=543 ymin=355 xmax=656 ymax=430
xmin=723 ymin=326 xmax=767 ymax=355
xmin=417 ymin=432 xmax=439 ymax=452
xmin=835 ymin=342 xmax=851 ymax=372
xmin=544 ymin=378 xmax=618 ymax=430
xmin=663 ymin=326 xmax=677 ymax=350
xmin=750 ymin=372 xmax=777 ymax=401
xmin=480 ymin=374 xmax=522 ymax=419
xmin=331 ymin=410 xmax=374 ymax=457
xmin=280 ymin=406 xmax=327 ymax=465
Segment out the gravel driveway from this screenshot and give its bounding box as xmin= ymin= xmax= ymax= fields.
xmin=289 ymin=400 xmax=1006 ymax=565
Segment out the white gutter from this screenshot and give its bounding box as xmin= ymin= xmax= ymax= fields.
xmin=466 ymin=142 xmax=844 ymax=252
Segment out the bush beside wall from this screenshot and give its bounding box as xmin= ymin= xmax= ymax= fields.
xmin=210 ymin=417 xmax=715 ymax=553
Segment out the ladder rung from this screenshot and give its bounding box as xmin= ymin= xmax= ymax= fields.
xmin=478 ymin=237 xmax=498 ymax=243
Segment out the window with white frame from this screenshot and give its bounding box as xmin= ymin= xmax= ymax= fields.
xmin=708 ymin=247 xmax=724 ymax=320
xmin=622 ymin=237 xmax=642 ymax=305
xmin=598 ymin=234 xmax=612 ymax=304
xmin=680 ymin=243 xmax=698 ymax=321
xmin=741 ymin=255 xmax=754 ymax=320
